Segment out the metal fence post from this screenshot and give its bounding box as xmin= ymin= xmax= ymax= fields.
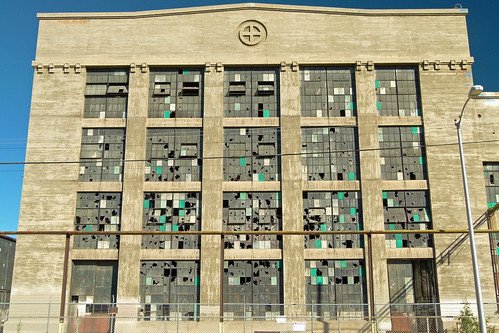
xmin=177 ymin=296 xmax=180 ymax=333
xmin=311 ymin=301 xmax=314 ymax=333
xmin=45 ymin=297 xmax=51 ymax=333
xmin=243 ymin=295 xmax=246 ymax=333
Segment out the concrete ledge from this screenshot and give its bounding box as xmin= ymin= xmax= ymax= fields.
xmin=147 ymin=118 xmax=202 ymax=128
xmin=224 ymin=249 xmax=281 ymax=260
xmin=381 ymin=180 xmax=428 ymax=190
xmin=82 ymin=118 xmax=127 ymax=128
xmin=302 ymin=180 xmax=360 ymax=191
xmin=143 ymin=181 xmax=202 ymax=192
xmin=38 ymin=3 xmax=467 ymax=20
xmin=141 ymin=249 xmax=200 ymax=260
xmin=78 ymin=182 xmax=123 ymax=192
xmin=71 ymin=249 xmax=119 ymax=260
xmin=223 ymin=117 xmax=279 ymax=127
xmin=304 ymin=248 xmax=364 ymax=259
xmin=378 ymin=116 xmax=423 ymax=126
xmin=386 ymin=247 xmax=434 ymax=259
xmin=301 ymin=117 xmax=357 ymax=127
xmin=223 ymin=181 xmax=280 ymax=192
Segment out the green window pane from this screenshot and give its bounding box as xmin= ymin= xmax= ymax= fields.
xmin=239 ymin=157 xmax=246 ymax=166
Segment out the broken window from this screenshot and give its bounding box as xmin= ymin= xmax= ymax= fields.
xmin=375 ymin=67 xmax=421 ymax=117
xmin=484 ymin=162 xmax=499 ymax=209
xmin=305 ymin=260 xmax=367 ymax=318
xmin=224 ymin=68 xmax=279 ymax=117
xmin=70 ymin=261 xmax=118 ymax=313
xmin=483 ymin=162 xmax=499 ymax=304
xmin=301 ymin=127 xmax=359 ymax=181
xmin=145 ymin=128 xmax=202 ymax=182
xmin=139 ymin=261 xmax=199 ymax=321
xmin=149 ymin=68 xmax=203 ymax=118
xmin=387 ymin=260 xmax=438 ymax=330
xmin=224 ymin=128 xmax=280 ymax=181
xmin=142 ymin=192 xmax=200 ymax=249
xmin=379 ymin=126 xmax=426 ymax=180
xmin=223 ymin=260 xmax=282 ymax=319
xmin=301 ymin=67 xmax=356 ymax=117
xmin=74 ymin=192 xmax=121 ymax=249
xmin=303 ymin=191 xmax=362 ymax=249
xmin=84 ymin=69 xmax=128 ymax=118
xmin=383 ymin=191 xmax=432 ymax=248
xmin=79 ymin=128 xmax=125 ymax=182
xmin=223 ymin=192 xmax=281 ymax=249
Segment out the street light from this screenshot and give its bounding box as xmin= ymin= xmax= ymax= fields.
xmin=455 ymin=84 xmax=497 ymax=333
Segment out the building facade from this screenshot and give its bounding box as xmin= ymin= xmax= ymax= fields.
xmin=8 ymin=3 xmax=499 ymax=332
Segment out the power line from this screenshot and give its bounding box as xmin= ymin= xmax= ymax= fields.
xmin=0 ymin=138 xmax=497 ymax=166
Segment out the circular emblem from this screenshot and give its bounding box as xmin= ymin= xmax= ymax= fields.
xmin=238 ymin=20 xmax=267 ymax=46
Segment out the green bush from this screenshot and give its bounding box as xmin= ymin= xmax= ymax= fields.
xmin=457 ymin=302 xmax=495 ymax=333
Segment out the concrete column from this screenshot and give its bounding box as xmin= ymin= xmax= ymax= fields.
xmin=8 ymin=68 xmax=86 ymax=333
xmin=200 ymin=66 xmax=224 ymax=316
xmin=280 ymin=66 xmax=306 ymax=315
xmin=355 ymin=67 xmax=390 ymax=310
xmin=116 ymin=67 xmax=149 ymax=306
xmin=419 ymin=67 xmax=495 ymax=304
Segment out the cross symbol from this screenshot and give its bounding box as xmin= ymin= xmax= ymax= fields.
xmin=241 ymin=25 xmax=262 ymax=44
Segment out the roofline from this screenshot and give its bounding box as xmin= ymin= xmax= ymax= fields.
xmin=0 ymin=235 xmax=16 ymax=243
xmin=37 ymin=3 xmax=468 ymax=20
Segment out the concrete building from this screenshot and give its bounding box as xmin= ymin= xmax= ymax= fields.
xmin=7 ymin=3 xmax=499 ymax=332
xmin=0 ymin=236 xmax=15 ymax=333
xmin=0 ymin=236 xmax=15 ymax=305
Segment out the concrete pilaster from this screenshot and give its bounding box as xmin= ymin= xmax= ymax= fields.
xmin=280 ymin=67 xmax=306 ymax=314
xmin=200 ymin=66 xmax=224 ymax=315
xmin=355 ymin=67 xmax=390 ymax=308
xmin=116 ymin=68 xmax=149 ymax=305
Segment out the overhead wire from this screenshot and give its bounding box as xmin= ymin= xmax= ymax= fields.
xmin=0 ymin=138 xmax=497 ymax=167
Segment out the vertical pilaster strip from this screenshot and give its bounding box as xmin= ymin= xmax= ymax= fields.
xmin=280 ymin=67 xmax=305 ymax=315
xmin=355 ymin=67 xmax=390 ymax=310
xmin=200 ymin=66 xmax=224 ymax=315
xmin=117 ymin=67 xmax=149 ymax=306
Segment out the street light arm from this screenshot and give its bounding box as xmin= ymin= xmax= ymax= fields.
xmin=455 ymin=97 xmax=471 ymax=128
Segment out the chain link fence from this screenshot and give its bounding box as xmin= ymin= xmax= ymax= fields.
xmin=1 ymin=302 xmax=498 ymax=333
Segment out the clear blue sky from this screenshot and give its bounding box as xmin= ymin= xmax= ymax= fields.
xmin=0 ymin=0 xmax=498 ymax=232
